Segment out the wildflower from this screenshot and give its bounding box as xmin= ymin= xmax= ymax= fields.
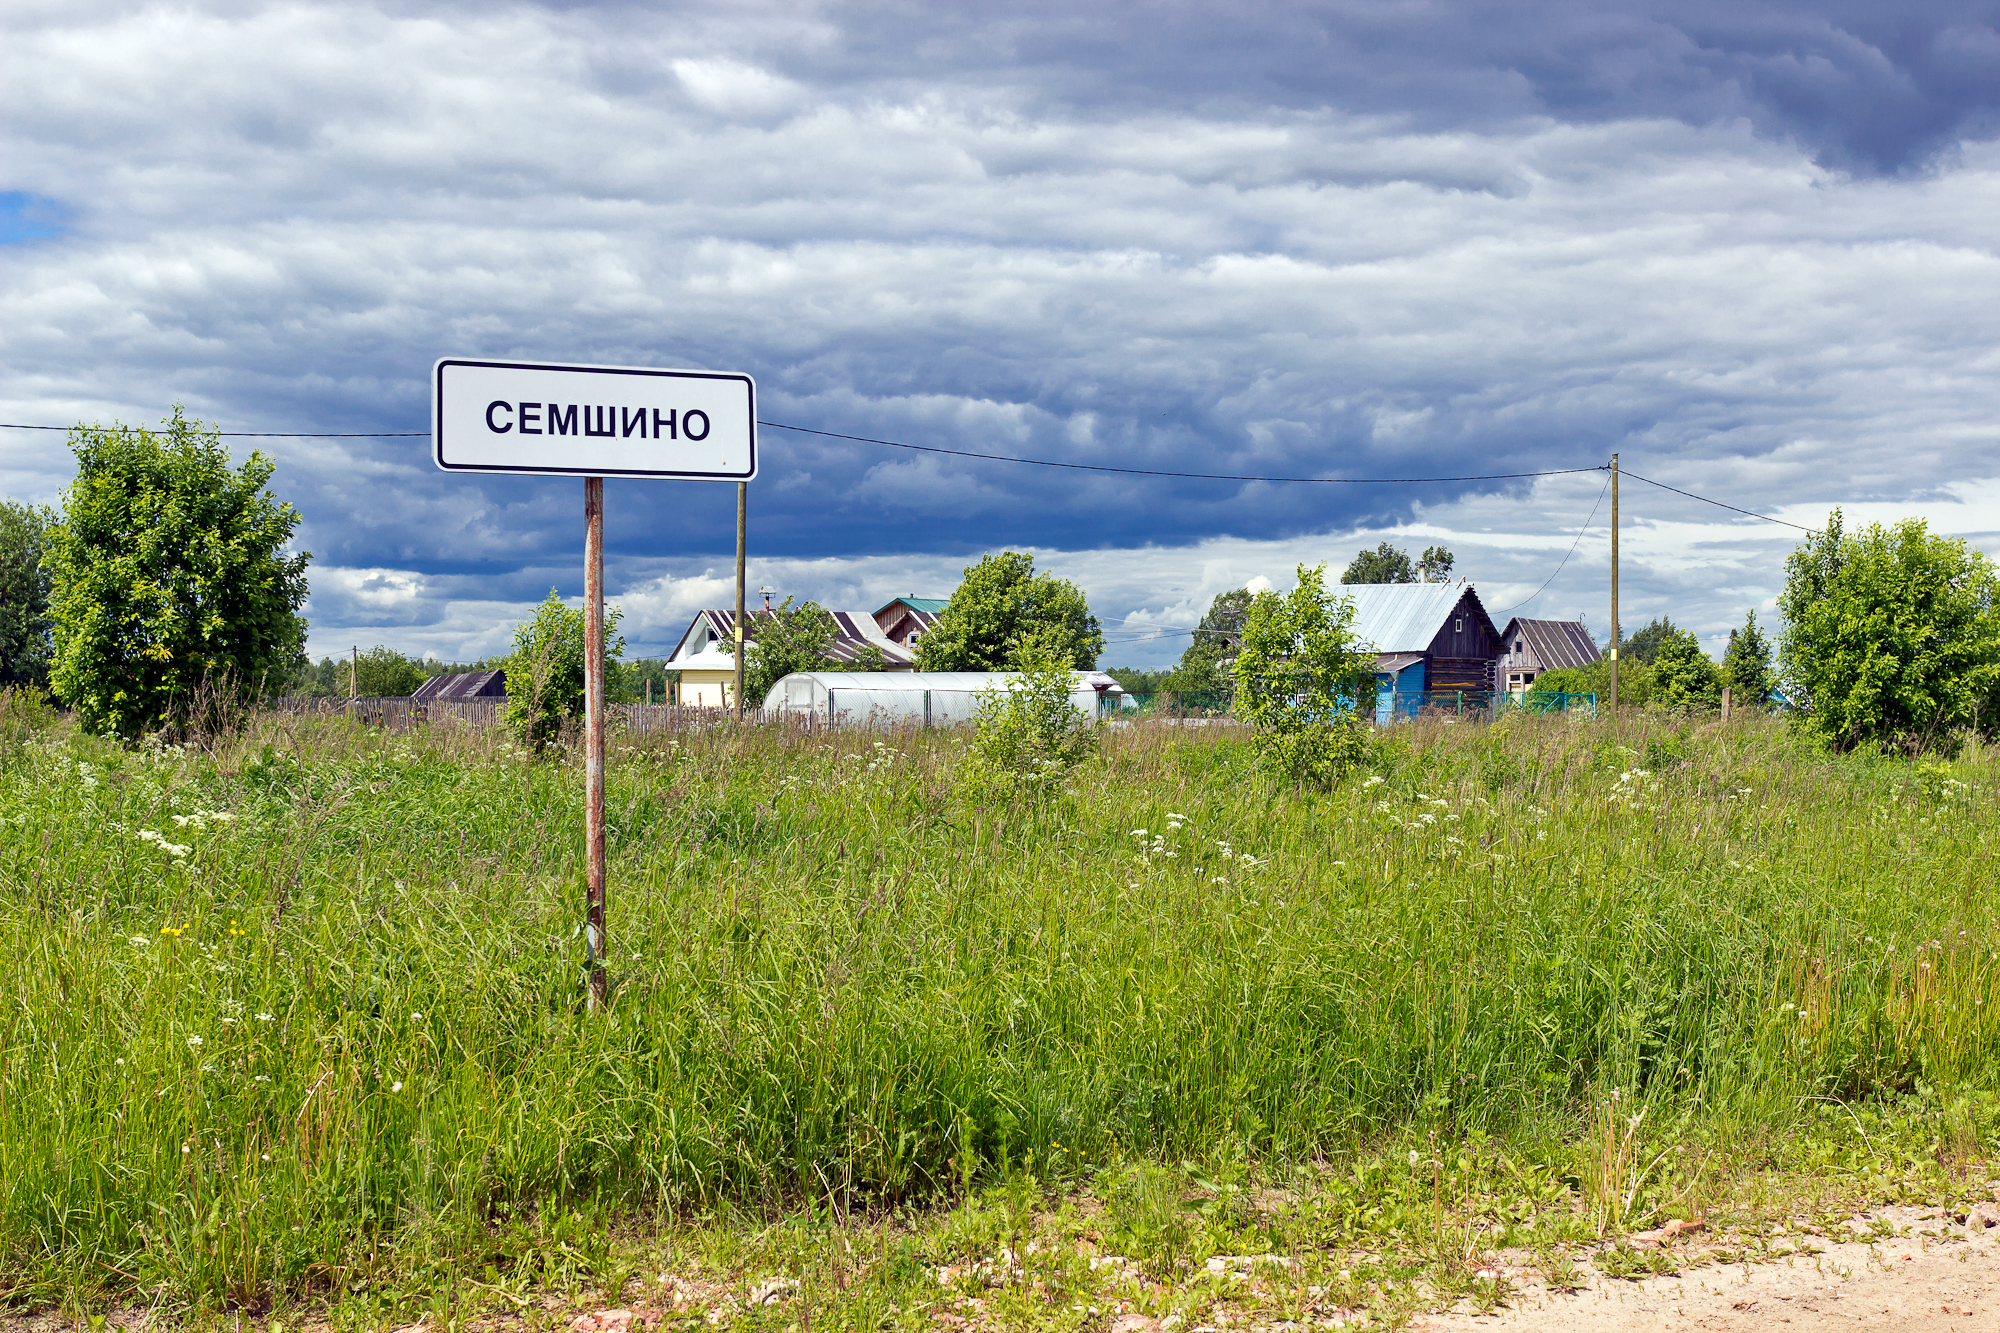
xmin=411 ymin=1012 xmax=425 ymax=1022
xmin=1363 ymin=776 xmax=1384 ymax=788
xmin=1408 ymin=1150 xmax=1420 ymax=1167
xmin=391 ymin=1081 xmax=404 ymax=1093
xmin=1131 ymin=829 xmax=1147 ymax=837
xmin=255 ymin=1013 xmax=273 ymax=1022
xmin=186 ymin=1035 xmax=204 ymax=1049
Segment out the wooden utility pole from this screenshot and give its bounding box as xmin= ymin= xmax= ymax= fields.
xmin=350 ymin=645 xmax=359 ymax=698
xmin=1609 ymin=453 xmax=1620 ymax=721
xmin=583 ymin=477 xmax=607 ymax=1009
xmin=734 ymin=481 xmax=747 ymax=716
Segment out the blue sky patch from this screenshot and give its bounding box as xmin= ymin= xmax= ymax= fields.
xmin=0 ymin=192 xmax=69 ymax=245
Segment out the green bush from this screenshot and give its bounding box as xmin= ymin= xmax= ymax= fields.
xmin=1232 ymin=564 xmax=1375 ymax=787
xmin=502 ymin=591 xmax=625 ymax=750
xmin=967 ymin=632 xmax=1101 ymax=792
xmin=1778 ymin=510 xmax=2000 ymax=753
xmin=47 ymin=407 xmax=311 ymax=740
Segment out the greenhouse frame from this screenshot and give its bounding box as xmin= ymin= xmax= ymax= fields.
xmin=762 ymin=671 xmax=1130 ymax=726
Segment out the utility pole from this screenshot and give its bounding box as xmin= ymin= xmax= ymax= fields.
xmin=1609 ymin=453 xmax=1620 ymax=721
xmin=350 ymin=645 xmax=359 ymax=699
xmin=734 ymin=482 xmax=747 ymax=716
xmin=583 ymin=478 xmax=607 ymax=1010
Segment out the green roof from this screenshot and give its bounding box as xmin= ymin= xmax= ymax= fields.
xmin=894 ymin=597 xmax=949 ymax=613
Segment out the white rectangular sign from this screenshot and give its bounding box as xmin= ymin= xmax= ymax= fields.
xmin=433 ymin=358 xmax=756 ymax=480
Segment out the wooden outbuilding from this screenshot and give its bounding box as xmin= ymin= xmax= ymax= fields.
xmin=1492 ymin=617 xmax=1600 ymax=693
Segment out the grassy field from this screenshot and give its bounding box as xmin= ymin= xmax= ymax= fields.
xmin=0 ymin=705 xmax=1995 ymax=1326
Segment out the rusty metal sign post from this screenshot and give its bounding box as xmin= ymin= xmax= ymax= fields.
xmin=433 ymin=358 xmax=757 ymax=1008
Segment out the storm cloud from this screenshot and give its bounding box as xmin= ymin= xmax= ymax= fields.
xmin=2 ymin=0 xmax=1996 ymax=663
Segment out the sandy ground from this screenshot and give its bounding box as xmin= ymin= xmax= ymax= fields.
xmin=1420 ymin=1206 xmax=2000 ymax=1332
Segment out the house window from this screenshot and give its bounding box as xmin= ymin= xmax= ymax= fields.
xmin=1454 ymin=618 xmax=1463 ymax=633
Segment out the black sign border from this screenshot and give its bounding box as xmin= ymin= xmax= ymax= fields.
xmin=433 ymin=358 xmax=758 ymax=481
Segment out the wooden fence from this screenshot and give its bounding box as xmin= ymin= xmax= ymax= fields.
xmin=267 ymin=696 xmax=783 ymax=735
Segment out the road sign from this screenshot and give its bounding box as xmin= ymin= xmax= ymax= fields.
xmin=433 ymin=357 xmax=756 ymax=480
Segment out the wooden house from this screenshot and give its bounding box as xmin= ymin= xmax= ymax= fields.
xmin=1343 ymin=582 xmax=1503 ymax=698
xmin=872 ymin=597 xmax=947 ymax=651
xmin=1492 ymin=617 xmax=1600 ymax=693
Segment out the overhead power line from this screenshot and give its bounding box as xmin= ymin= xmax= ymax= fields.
xmin=0 ymin=419 xmax=1810 ymax=527
xmin=1493 ymin=473 xmax=1613 ymax=614
xmin=1620 ymin=468 xmax=1810 ymax=531
xmin=757 ymin=420 xmax=1603 ymax=484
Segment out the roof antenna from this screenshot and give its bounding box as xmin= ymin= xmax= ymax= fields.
xmin=759 ymin=585 xmax=773 ymax=611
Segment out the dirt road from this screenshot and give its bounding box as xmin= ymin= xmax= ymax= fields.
xmin=1420 ymin=1206 xmax=1998 ymax=1332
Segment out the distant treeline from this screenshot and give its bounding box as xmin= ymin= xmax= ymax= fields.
xmin=291 ymin=648 xmax=680 ymax=704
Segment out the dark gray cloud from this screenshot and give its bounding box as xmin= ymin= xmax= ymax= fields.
xmin=2 ymin=0 xmax=1997 ymax=664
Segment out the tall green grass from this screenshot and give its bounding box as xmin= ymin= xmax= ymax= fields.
xmin=0 ymin=709 xmax=1992 ymax=1306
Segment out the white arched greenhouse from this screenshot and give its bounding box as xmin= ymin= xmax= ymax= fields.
xmin=762 ymin=671 xmax=1131 ymax=727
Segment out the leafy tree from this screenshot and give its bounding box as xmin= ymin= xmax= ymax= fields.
xmin=351 ymin=645 xmax=425 ymax=697
xmin=1530 ymin=657 xmax=1652 ymax=705
xmin=1617 ymin=616 xmax=1680 ymax=666
xmin=1777 ymin=510 xmax=2000 ymax=753
xmin=1418 ymin=545 xmax=1455 ymax=581
xmin=1652 ymin=628 xmax=1724 ymax=711
xmin=502 ymin=590 xmax=626 ymax=749
xmin=0 ymin=500 xmax=54 ymax=687
xmin=1340 ymin=542 xmax=1454 ymax=584
xmin=48 ymin=408 xmax=311 ymax=739
xmin=915 ymin=551 xmax=1103 ymax=671
xmin=1722 ymin=610 xmax=1775 ymax=704
xmin=1341 ymin=542 xmax=1413 ymax=584
xmin=617 ymin=657 xmax=680 ymax=705
xmin=967 ymin=631 xmax=1102 ymax=793
xmin=1233 ymin=564 xmax=1376 ymax=786
xmin=743 ymin=598 xmax=843 ymax=705
xmin=1104 ymin=668 xmax=1172 ymax=695
xmin=1166 ymin=587 xmax=1253 ymax=699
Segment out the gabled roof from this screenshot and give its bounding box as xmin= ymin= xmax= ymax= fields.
xmin=1496 ymin=617 xmax=1601 ymax=671
xmin=412 ymin=669 xmax=506 ymax=703
xmin=876 ymin=596 xmax=949 ymax=615
xmin=669 ymin=608 xmax=918 ymax=668
xmin=1340 ymin=582 xmax=1499 ymax=653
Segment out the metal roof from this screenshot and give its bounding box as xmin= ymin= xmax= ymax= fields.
xmin=1496 ymin=617 xmax=1601 ymax=671
xmin=876 ymin=596 xmax=949 ymax=614
xmin=411 ymin=669 xmax=506 ymax=703
xmin=1341 ymin=582 xmax=1497 ymax=653
xmin=670 ymin=608 xmax=919 ymax=668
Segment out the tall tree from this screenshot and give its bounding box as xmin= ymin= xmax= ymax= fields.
xmin=351 ymin=646 xmax=425 ymax=697
xmin=1652 ymin=628 xmax=1724 ymax=710
xmin=1167 ymin=587 xmax=1253 ymax=697
xmin=1340 ymin=542 xmax=1414 ymax=584
xmin=915 ymin=551 xmax=1103 ymax=671
xmin=48 ymin=408 xmax=311 ymax=738
xmin=1340 ymin=541 xmax=1455 ymax=584
xmin=0 ymin=500 xmax=53 ymax=688
xmin=1618 ymin=616 xmax=1680 ymax=665
xmin=1722 ymin=610 xmax=1775 ymax=704
xmin=1777 ymin=510 xmax=2000 ymax=752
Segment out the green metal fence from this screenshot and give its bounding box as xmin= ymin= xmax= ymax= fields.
xmin=1113 ymin=689 xmax=1596 ymax=723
